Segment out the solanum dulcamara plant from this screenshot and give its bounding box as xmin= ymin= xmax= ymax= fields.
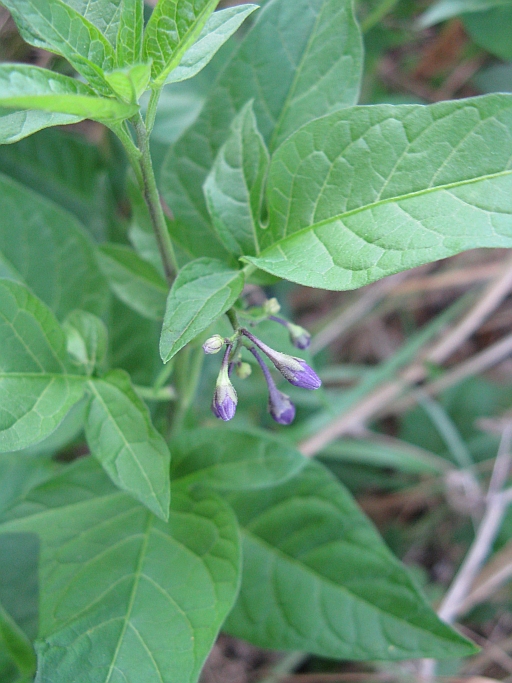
xmin=0 ymin=0 xmax=511 ymax=680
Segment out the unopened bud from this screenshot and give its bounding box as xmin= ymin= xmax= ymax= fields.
xmin=242 ymin=329 xmax=321 ymax=390
xmin=268 ymin=388 xmax=296 ymax=425
xmin=211 ymin=346 xmax=238 ymax=421
xmin=263 ymin=297 xmax=281 ymax=316
xmin=203 ymin=334 xmax=224 ymax=355
xmin=235 ymin=361 xmax=252 ymax=379
xmin=286 ymin=322 xmax=311 ymax=350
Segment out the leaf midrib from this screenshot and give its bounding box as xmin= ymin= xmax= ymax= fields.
xmin=242 ymin=526 xmax=448 ymax=645
xmin=266 ymin=167 xmax=512 ymax=252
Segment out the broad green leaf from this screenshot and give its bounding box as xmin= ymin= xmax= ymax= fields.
xmin=247 ymin=94 xmax=512 ymax=290
xmin=204 ymin=101 xmax=269 ymax=257
xmin=104 ymin=62 xmax=152 ymax=103
xmin=173 ymin=427 xmax=305 ymax=490
xmin=0 ymin=127 xmax=118 ymax=236
xmin=98 ymin=243 xmax=168 ymax=320
xmin=86 ymin=369 xmax=171 ymax=520
xmin=0 ymin=458 xmax=241 ymax=683
xmin=161 ymin=0 xmax=363 ymax=260
xmin=63 ymin=311 xmax=108 ymax=375
xmin=0 ymin=173 xmax=109 ymax=318
xmin=0 ymin=533 xmax=39 ymax=683
xmin=0 ymin=453 xmax=63 ymax=516
xmin=159 ymin=258 xmax=244 ymax=363
xmin=225 ymin=460 xmax=476 ymax=660
xmin=0 ymin=65 xmax=137 ymax=122
xmin=463 ymin=6 xmax=512 ymax=60
xmin=64 ymin=0 xmax=123 ymax=46
xmin=0 ymin=0 xmax=117 ymax=94
xmin=0 ymin=109 xmax=81 ymax=145
xmin=109 ymin=298 xmax=162 ymax=386
xmin=116 ymin=0 xmax=144 ymax=66
xmin=143 ymin=0 xmax=219 ymax=86
xmin=0 ymin=601 xmax=36 ymax=677
xmin=417 ymin=0 xmax=512 ymax=28
xmin=165 ymin=4 xmax=259 ymax=85
xmin=0 ymin=279 xmax=85 ymax=452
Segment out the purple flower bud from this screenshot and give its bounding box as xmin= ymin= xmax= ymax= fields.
xmin=269 ymin=388 xmax=296 ymax=425
xmin=286 ymin=323 xmax=312 ymax=350
xmin=269 ymin=316 xmax=312 ymax=350
xmin=203 ymin=334 xmax=224 ymax=355
xmin=249 ymin=346 xmax=296 ymax=425
xmin=211 ymin=347 xmax=238 ymax=421
xmin=242 ymin=330 xmax=321 ymax=390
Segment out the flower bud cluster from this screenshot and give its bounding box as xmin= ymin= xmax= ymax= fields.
xmin=203 ymin=316 xmax=320 ymax=425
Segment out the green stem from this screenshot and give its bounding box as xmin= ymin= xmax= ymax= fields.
xmin=134 ymin=384 xmax=176 ymax=401
xmin=361 ymin=0 xmax=400 ymax=32
xmin=145 ymin=88 xmax=162 ymax=134
xmin=131 ymin=112 xmax=177 ymax=283
xmin=171 ymin=345 xmax=205 ymax=435
xmin=226 ymin=307 xmax=240 ymax=331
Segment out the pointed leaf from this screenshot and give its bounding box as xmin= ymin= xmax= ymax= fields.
xmin=64 ymin=0 xmax=123 ymax=46
xmin=0 ymin=458 xmax=241 ymax=683
xmin=0 ymin=173 xmax=109 ymax=319
xmin=143 ymin=0 xmax=219 ymax=85
xmin=0 ymin=109 xmax=81 ymax=145
xmin=463 ymin=5 xmax=512 ymax=60
xmin=104 ymin=62 xmax=152 ymax=103
xmin=247 ymin=94 xmax=512 ymax=289
xmin=0 ymin=65 xmax=137 ymax=122
xmin=86 ymin=369 xmax=171 ymax=520
xmin=159 ymin=258 xmax=244 ymax=363
xmin=417 ymin=0 xmax=512 ymax=28
xmin=116 ymin=0 xmax=144 ymax=65
xmin=173 ymin=427 xmax=306 ymax=490
xmin=161 ymin=0 xmax=363 ymax=260
xmin=97 ymin=243 xmax=168 ymax=320
xmin=0 ymin=601 xmax=36 ymax=677
xmin=63 ymin=311 xmax=108 ymax=375
xmin=0 ymin=280 xmax=85 ymax=452
xmin=1 ymin=0 xmax=117 ymax=93
xmin=204 ymin=101 xmax=269 ymax=257
xmin=225 ymin=460 xmax=476 ymax=660
xmin=165 ymin=4 xmax=259 ymax=85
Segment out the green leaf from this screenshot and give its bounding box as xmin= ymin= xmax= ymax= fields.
xmin=0 ymin=65 xmax=137 ymax=122
xmin=173 ymin=427 xmax=306 ymax=490
xmin=0 ymin=279 xmax=85 ymax=452
xmin=0 ymin=601 xmax=36 ymax=677
xmin=1 ymin=0 xmax=117 ymax=93
xmin=463 ymin=5 xmax=512 ymax=60
xmin=0 ymin=109 xmax=81 ymax=145
xmin=104 ymin=62 xmax=152 ymax=103
xmin=86 ymin=369 xmax=171 ymax=520
xmin=0 ymin=458 xmax=241 ymax=683
xmin=204 ymin=101 xmax=269 ymax=257
xmin=63 ymin=310 xmax=108 ymax=375
xmin=164 ymin=4 xmax=259 ymax=85
xmin=161 ymin=0 xmax=363 ymax=260
xmin=98 ymin=243 xmax=168 ymax=320
xmin=225 ymin=460 xmax=476 ymax=660
xmin=0 ymin=127 xmax=118 ymax=236
xmin=0 ymin=452 xmax=63 ymax=516
xmin=143 ymin=0 xmax=220 ymax=86
xmin=64 ymin=0 xmax=123 ymax=46
xmin=0 ymin=173 xmax=109 ymax=319
xmin=159 ymin=258 xmax=244 ymax=363
xmin=116 ymin=0 xmax=144 ymax=66
xmin=246 ymin=94 xmax=512 ymax=290
xmin=0 ymin=533 xmax=39 ymax=682
xmin=417 ymin=0 xmax=512 ymax=28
